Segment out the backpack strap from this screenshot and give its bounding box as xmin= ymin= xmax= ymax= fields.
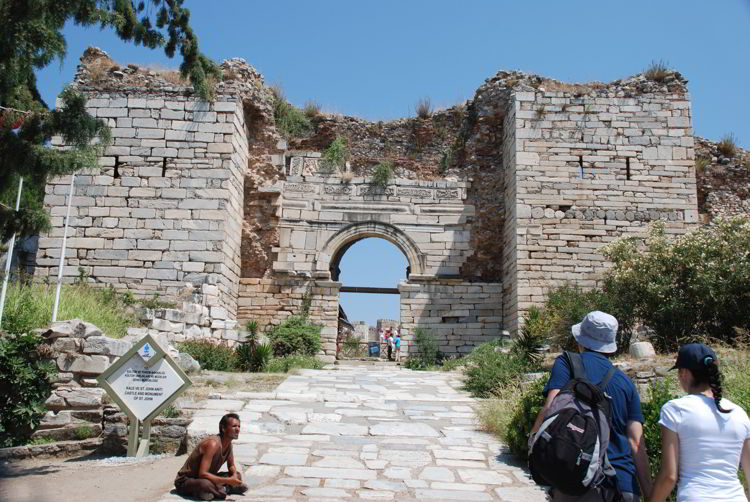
xmin=598 ymin=366 xmax=617 ymax=391
xmin=564 ymin=351 xmax=586 ymax=380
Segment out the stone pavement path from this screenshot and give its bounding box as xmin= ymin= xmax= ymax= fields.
xmin=158 ymin=364 xmax=547 ymax=501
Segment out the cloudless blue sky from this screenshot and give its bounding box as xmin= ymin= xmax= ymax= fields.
xmin=34 ymin=0 xmax=750 ymax=326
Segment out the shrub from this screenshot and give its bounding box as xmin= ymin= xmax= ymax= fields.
xmin=416 ymin=97 xmax=432 ymax=119
xmin=644 ymin=60 xmax=670 ymax=83
xmin=534 ymin=283 xmax=630 ymax=353
xmin=405 ymin=327 xmax=440 ymax=370
xmin=0 ymin=332 xmax=56 ymax=447
xmin=322 ymin=136 xmax=349 ymax=173
xmin=73 ymin=424 xmax=95 ymax=440
xmin=1 ymin=281 xmax=140 ymax=338
xmin=512 ymin=306 xmax=547 ymax=367
xmin=717 ymin=133 xmax=738 ymax=157
xmin=178 ymin=340 xmax=238 ymax=372
xmin=722 ymin=348 xmax=750 ymax=412
xmin=503 ymin=375 xmax=548 ymax=461
xmin=341 ymin=335 xmax=364 ymax=358
xmin=603 ymin=218 xmax=750 ymax=351
xmin=235 ymin=342 xmax=272 ymax=372
xmin=462 ymin=340 xmax=527 ymax=397
xmin=372 ymin=162 xmax=393 ymax=188
xmin=272 ymin=87 xmax=311 ymax=139
xmin=266 ymin=354 xmax=324 ymax=373
xmin=641 ymin=378 xmax=679 ymax=482
xmin=266 ymin=316 xmax=322 ymax=357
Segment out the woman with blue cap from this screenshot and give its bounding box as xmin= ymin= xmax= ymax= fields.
xmin=650 ymin=343 xmax=750 ymax=502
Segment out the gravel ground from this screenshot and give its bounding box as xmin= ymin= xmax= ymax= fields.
xmin=0 ymin=453 xmax=187 ymax=502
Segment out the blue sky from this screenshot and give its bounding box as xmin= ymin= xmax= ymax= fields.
xmin=34 ymin=0 xmax=750 ymax=326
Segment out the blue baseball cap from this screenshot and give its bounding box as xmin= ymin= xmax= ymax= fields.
xmin=571 ymin=311 xmax=618 ymax=354
xmin=670 ymin=343 xmax=717 ymax=371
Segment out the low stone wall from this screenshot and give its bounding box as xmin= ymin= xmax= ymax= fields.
xmin=36 ymin=319 xmax=129 ymax=442
xmin=34 ymin=319 xmax=194 ymax=454
xmin=128 ymin=296 xmax=241 ymax=347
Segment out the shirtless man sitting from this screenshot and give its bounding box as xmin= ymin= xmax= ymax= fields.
xmin=174 ymin=413 xmax=248 ymax=500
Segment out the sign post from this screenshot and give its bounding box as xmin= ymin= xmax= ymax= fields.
xmin=97 ymin=334 xmax=192 ymax=457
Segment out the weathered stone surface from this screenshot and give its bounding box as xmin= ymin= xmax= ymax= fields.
xmin=630 ymin=341 xmax=656 ymax=360
xmin=370 ymin=422 xmax=440 ymax=437
xmin=82 ymin=336 xmax=131 ymax=356
xmin=56 ymin=353 xmax=110 ymax=374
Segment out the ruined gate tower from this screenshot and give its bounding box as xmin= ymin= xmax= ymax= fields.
xmin=35 ymin=48 xmax=699 ymax=360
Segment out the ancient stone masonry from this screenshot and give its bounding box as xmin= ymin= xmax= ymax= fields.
xmin=37 ymin=47 xmax=713 ymax=357
xmin=694 ymin=136 xmax=750 ymax=220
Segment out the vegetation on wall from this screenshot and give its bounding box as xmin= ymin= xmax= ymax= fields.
xmin=372 ymin=161 xmax=393 ymax=187
xmin=322 ymin=136 xmax=349 ymax=173
xmin=644 ymin=59 xmax=670 ymax=83
xmin=272 ymin=87 xmax=312 ymax=139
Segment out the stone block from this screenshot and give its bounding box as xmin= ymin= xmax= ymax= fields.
xmin=56 ymin=353 xmax=110 ymax=374
xmin=629 ymin=341 xmax=656 ymax=360
xmin=82 ymin=336 xmax=131 ymax=356
xmin=59 ymin=387 xmax=106 ymax=407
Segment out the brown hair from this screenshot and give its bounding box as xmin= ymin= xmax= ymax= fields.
xmin=219 ymin=412 xmax=240 ymax=436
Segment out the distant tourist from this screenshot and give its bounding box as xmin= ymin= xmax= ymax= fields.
xmin=385 ymin=328 xmax=393 ymax=361
xmin=174 ymin=413 xmax=248 ymax=500
xmin=394 ymin=330 xmax=402 ymax=362
xmin=649 ymin=344 xmax=750 ymax=502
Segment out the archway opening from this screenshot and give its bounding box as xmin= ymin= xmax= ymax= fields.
xmin=335 ymin=237 xmax=408 ymax=359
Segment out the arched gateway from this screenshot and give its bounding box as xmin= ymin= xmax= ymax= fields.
xmin=236 ymin=166 xmax=504 ymax=360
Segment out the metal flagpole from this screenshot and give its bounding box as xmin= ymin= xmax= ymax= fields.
xmin=0 ymin=177 xmax=24 ymax=325
xmin=52 ymin=174 xmax=75 ymax=322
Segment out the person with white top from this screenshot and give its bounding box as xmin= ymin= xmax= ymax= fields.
xmin=649 ymin=343 xmax=750 ymax=502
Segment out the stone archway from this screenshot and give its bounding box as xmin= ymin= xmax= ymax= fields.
xmin=315 ymin=221 xmax=426 ymax=280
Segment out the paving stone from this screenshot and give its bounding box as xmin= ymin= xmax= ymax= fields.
xmin=495 ymin=486 xmax=547 ymax=502
xmin=313 ymin=456 xmax=365 ymax=469
xmin=278 ymin=477 xmax=320 ymax=487
xmin=419 ymin=466 xmax=455 ymax=482
xmin=201 ymin=399 xmax=245 ymax=411
xmin=457 ymin=469 xmax=513 ymax=484
xmin=431 ymin=481 xmax=486 ymax=491
xmin=363 ymin=480 xmax=407 ymax=491
xmin=285 ymin=466 xmax=377 ymax=480
xmin=369 ymin=422 xmax=440 ymax=437
xmin=301 ymin=487 xmax=350 ymax=498
xmin=259 ymin=453 xmax=308 ymax=466
xmin=325 ymin=479 xmax=361 ymax=489
xmin=415 ymin=489 xmax=492 ymax=500
xmin=302 ymin=423 xmax=368 ymax=436
xmin=434 ymin=449 xmax=486 ymax=461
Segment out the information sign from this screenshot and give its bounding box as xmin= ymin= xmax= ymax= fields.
xmin=98 ymin=334 xmax=191 ymax=456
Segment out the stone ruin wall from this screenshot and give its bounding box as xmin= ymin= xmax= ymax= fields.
xmin=38 ymin=47 xmax=749 ymax=357
xmin=694 ymin=136 xmax=750 ymax=220
xmin=501 ymin=73 xmax=699 ymax=325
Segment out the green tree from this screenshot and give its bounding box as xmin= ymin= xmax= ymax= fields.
xmin=0 ymin=0 xmax=220 ymax=240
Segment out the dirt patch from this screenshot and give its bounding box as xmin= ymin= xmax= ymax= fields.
xmin=0 ymin=454 xmax=186 ymax=502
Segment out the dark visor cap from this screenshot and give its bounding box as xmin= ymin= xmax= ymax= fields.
xmin=669 ymin=343 xmax=718 ymax=371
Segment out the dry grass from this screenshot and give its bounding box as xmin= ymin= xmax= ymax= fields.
xmin=416 ymin=97 xmax=432 ymax=119
xmin=87 ymin=57 xmax=117 ymax=83
xmin=341 ymin=171 xmax=354 ymax=183
xmin=184 ymin=371 xmax=286 ymax=401
xmin=695 ymin=156 xmax=712 ymax=176
xmin=304 ymin=101 xmax=321 ymax=118
xmin=539 ymin=78 xmax=606 ymax=94
xmin=717 ymin=133 xmax=738 ymax=157
xmin=644 ymin=60 xmax=670 ymax=83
